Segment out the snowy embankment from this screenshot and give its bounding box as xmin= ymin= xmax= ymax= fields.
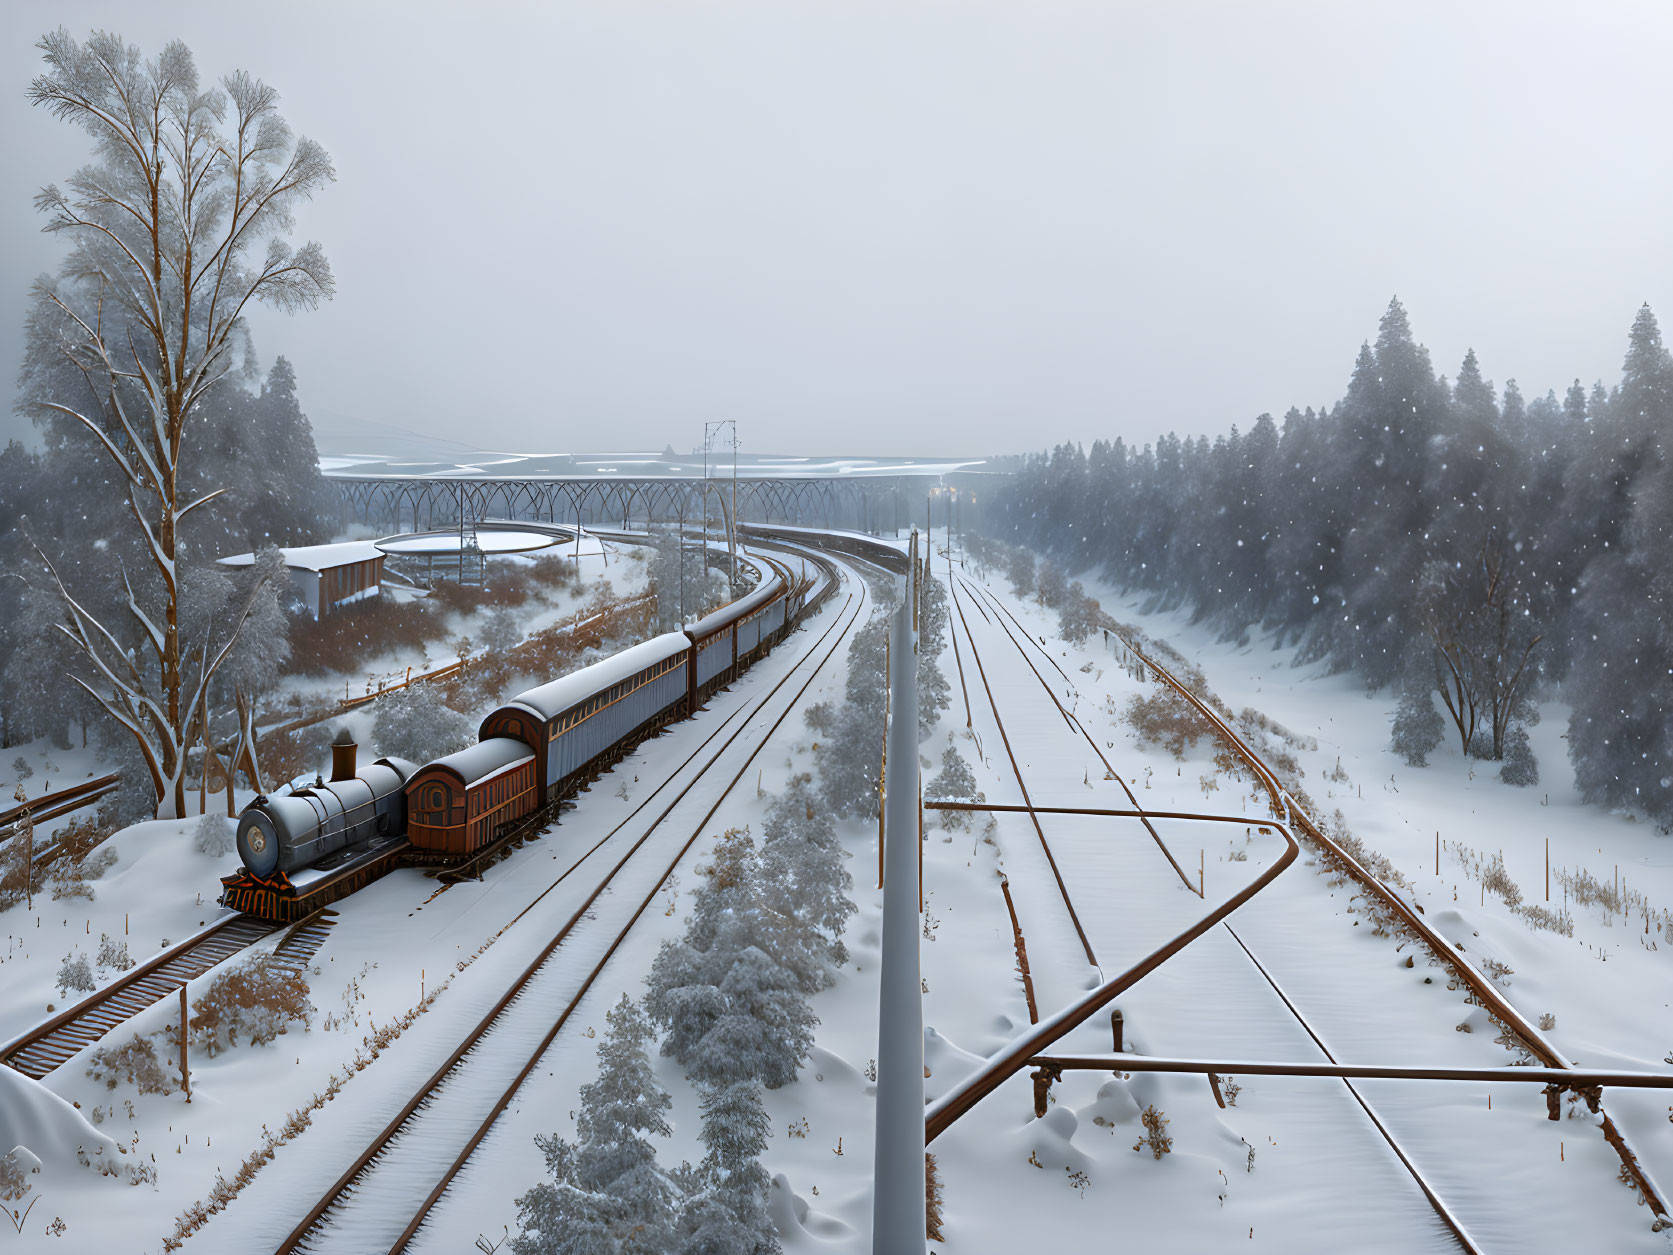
xmin=270 ymin=545 xmax=650 ymax=710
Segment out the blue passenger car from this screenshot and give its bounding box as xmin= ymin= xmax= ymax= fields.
xmin=479 ymin=632 xmax=691 ymax=805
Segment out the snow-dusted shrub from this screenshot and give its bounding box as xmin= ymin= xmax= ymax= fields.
xmin=1005 ymin=549 xmax=1035 ymax=598
xmin=1036 ymin=560 xmax=1069 ymax=608
xmin=371 ymin=683 xmax=474 ymax=765
xmin=1319 ymin=807 xmax=1413 ymax=892
xmin=256 ymin=722 xmax=334 ymax=792
xmin=1057 ymin=582 xmax=1101 ymax=645
xmin=186 ymin=954 xmax=313 ymax=1057
xmin=1137 ymin=1105 xmax=1172 ymax=1160
xmin=511 ymin=995 xmax=679 ymax=1255
xmin=1479 ymin=850 xmax=1524 ymax=908
xmin=11 ymin=755 xmax=31 ymax=781
xmin=0 ymin=829 xmax=40 ymax=909
xmin=96 ymin=932 xmax=133 ymax=971
xmin=1500 ymin=725 xmax=1538 ymax=787
xmin=645 ymin=829 xmax=816 ymax=1089
xmin=86 ymin=1033 xmax=174 ymax=1095
xmin=1123 ymin=688 xmax=1213 ymax=760
xmin=674 ymin=1080 xmax=779 ymax=1255
xmin=0 ymin=1151 xmax=31 ymax=1201
xmin=926 ymin=1153 xmax=945 ymax=1241
xmin=47 ymin=844 xmax=115 ymax=902
xmin=481 ymin=606 xmax=522 ymax=656
xmin=54 ymin=815 xmax=115 ymax=863
xmin=195 ymin=813 xmax=234 ymax=856
xmin=284 ymin=594 xmax=449 ymax=679
xmin=1479 ymin=956 xmax=1514 ymax=988
xmin=1390 ymin=688 xmax=1445 ymax=767
xmin=927 ymin=745 xmax=984 ymax=830
xmin=1514 ymin=903 xmax=1573 ymax=937
xmin=56 ymin=950 xmax=94 ymax=995
xmin=1237 ymin=709 xmax=1317 ymax=753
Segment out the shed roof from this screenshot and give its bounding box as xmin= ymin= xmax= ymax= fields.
xmin=218 ymin=541 xmax=386 ymax=573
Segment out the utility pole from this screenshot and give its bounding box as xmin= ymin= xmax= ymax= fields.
xmin=872 ymin=531 xmax=924 ymax=1254
xmin=704 ymin=420 xmax=739 ymax=590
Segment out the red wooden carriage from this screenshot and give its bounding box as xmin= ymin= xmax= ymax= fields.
xmin=404 ymin=737 xmax=538 ymax=856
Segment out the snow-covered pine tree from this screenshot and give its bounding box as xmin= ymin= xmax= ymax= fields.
xmin=1500 ymin=725 xmax=1539 ymax=787
xmin=893 ymin=569 xmax=950 ymax=734
xmin=645 ymin=829 xmax=816 ymax=1089
xmin=927 ymin=744 xmax=984 ymax=828
xmin=1390 ymin=687 xmax=1445 ymax=768
xmin=674 ymin=1081 xmax=781 ymax=1255
xmin=56 ymin=951 xmax=94 ymax=995
xmin=808 ymin=613 xmax=888 ymax=819
xmin=371 ymin=684 xmax=475 ymax=765
xmin=512 ymin=995 xmax=681 ymax=1255
xmin=758 ymin=774 xmax=855 ymax=989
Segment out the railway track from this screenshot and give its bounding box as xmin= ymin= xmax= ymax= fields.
xmin=1 ymin=910 xmax=336 ymax=1079
xmin=1098 ymin=609 xmax=1673 ymax=1234
xmin=0 ymin=772 xmax=121 ymax=845
xmin=190 ymin=549 xmax=872 ymax=1253
xmin=935 ymin=565 xmax=1615 ymax=1253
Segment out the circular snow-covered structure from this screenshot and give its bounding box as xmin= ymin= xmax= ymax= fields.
xmin=375 ymin=524 xmax=566 ymax=556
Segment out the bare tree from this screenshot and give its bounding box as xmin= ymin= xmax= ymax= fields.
xmin=24 ymin=30 xmax=333 ymax=816
xmin=1417 ymin=534 xmax=1543 ymax=759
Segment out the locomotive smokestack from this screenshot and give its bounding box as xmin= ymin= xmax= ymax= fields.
xmin=331 ymin=728 xmax=357 ymax=782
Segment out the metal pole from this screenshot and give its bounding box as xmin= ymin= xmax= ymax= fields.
xmin=731 ymin=422 xmax=738 ymax=591
xmin=877 ymin=635 xmax=889 ymax=891
xmin=873 ymin=532 xmax=924 ymax=1254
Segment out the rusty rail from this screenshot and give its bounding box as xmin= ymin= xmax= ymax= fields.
xmin=923 ymin=815 xmax=1300 ymax=1141
xmin=1102 ymin=618 xmax=1673 ymax=1226
xmin=0 ymin=773 xmax=121 ymax=838
xmin=1029 ymin=1053 xmax=1673 ymax=1089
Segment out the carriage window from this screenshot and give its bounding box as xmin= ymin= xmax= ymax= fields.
xmin=423 ymin=783 xmax=446 ymax=813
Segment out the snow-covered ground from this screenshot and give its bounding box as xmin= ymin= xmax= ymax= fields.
xmin=6 ymin=538 xmax=1671 ymax=1252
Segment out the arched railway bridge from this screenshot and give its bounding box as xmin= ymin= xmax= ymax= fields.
xmin=329 ymin=473 xmax=990 ymax=536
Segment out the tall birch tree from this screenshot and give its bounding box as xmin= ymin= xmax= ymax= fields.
xmin=24 ymin=29 xmax=334 ymax=816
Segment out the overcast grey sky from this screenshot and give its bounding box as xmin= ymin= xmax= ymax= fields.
xmin=3 ymin=1 xmax=1671 ymax=458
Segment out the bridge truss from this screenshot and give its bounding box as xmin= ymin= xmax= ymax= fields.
xmin=329 ymin=474 xmax=944 ymax=536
